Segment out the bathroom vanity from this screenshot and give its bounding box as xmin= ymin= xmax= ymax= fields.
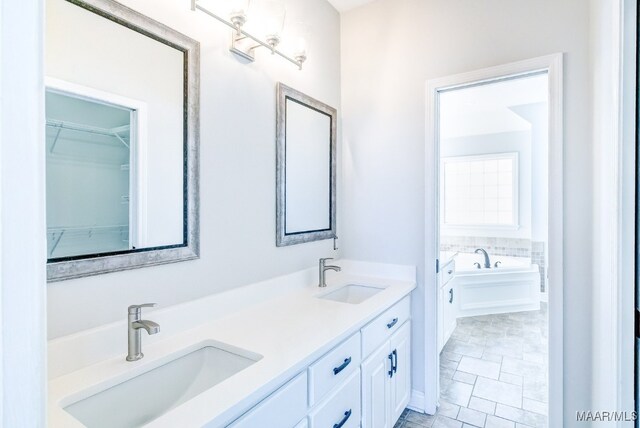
xmin=47 ymin=262 xmax=415 ymax=427
xmin=437 ymin=254 xmax=457 ymax=353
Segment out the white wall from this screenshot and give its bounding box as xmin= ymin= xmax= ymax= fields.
xmin=512 ymin=103 xmax=549 ymax=243
xmin=1 ymin=0 xmax=47 ymax=424
xmin=341 ymin=0 xmax=592 ymax=424
xmin=47 ymin=0 xmax=342 ymax=338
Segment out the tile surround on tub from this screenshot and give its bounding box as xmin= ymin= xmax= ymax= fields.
xmin=440 ymin=236 xmax=532 ymax=258
xmin=440 ymin=236 xmax=547 ymax=293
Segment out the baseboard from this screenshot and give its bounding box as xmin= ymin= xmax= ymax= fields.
xmin=407 ymin=389 xmax=426 ymax=413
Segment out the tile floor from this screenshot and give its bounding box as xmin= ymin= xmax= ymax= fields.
xmin=395 ymin=304 xmax=548 ymax=428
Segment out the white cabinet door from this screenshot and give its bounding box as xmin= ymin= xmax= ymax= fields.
xmin=437 ymin=286 xmax=444 ymax=352
xmin=361 ymin=341 xmax=391 ymax=428
xmin=442 ymin=283 xmax=457 ymax=346
xmin=389 ymin=321 xmax=411 ymax=423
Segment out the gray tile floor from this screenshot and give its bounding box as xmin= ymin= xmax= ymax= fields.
xmin=395 ymin=304 xmax=548 ymax=428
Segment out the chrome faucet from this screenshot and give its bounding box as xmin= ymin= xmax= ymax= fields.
xmin=126 ymin=303 xmax=160 ymax=362
xmin=319 ymin=257 xmax=341 ymax=287
xmin=474 ymin=248 xmax=491 ymax=269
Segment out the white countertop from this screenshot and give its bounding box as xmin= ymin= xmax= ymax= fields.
xmin=48 ymin=269 xmax=415 ymax=427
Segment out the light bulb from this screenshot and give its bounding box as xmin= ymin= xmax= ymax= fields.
xmin=229 ymin=0 xmax=250 ymax=34
xmin=230 ymin=0 xmax=249 ymax=15
xmin=292 ymin=21 xmax=310 ymax=68
xmin=295 ymin=36 xmax=307 ymax=58
xmin=262 ymin=1 xmax=286 ymax=52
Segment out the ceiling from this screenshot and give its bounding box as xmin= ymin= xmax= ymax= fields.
xmin=439 ymin=74 xmax=549 ymax=140
xmin=327 ymin=0 xmax=377 ymax=12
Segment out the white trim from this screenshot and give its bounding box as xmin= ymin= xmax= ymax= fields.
xmin=540 ymin=291 xmax=549 ymax=303
xmin=424 ymin=54 xmax=563 ymax=425
xmin=619 ymin=0 xmax=636 ymax=419
xmin=0 ymin=0 xmax=47 ymax=425
xmin=0 ymin=1 xmax=4 ymax=420
xmin=407 ymin=389 xmax=426 ymax=413
xmin=589 ymin=0 xmax=636 ymax=421
xmin=44 ymin=77 xmax=149 ymax=249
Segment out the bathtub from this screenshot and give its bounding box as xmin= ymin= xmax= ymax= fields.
xmin=451 ymin=252 xmax=540 ymax=317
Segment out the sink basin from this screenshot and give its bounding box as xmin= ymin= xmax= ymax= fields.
xmin=319 ymin=284 xmax=385 ymax=304
xmin=64 ymin=344 xmax=262 ymax=428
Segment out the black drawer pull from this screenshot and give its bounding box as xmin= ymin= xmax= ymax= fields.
xmin=333 ymin=357 xmax=352 ymax=375
xmin=387 ymin=318 xmax=398 ymax=329
xmin=333 ymin=409 xmax=352 ymax=428
xmin=388 ymin=353 xmax=394 ymax=378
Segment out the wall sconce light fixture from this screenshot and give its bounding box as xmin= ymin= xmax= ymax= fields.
xmin=191 ymin=0 xmax=308 ymax=70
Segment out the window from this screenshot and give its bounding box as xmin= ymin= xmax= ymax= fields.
xmin=441 ymin=152 xmax=518 ymax=228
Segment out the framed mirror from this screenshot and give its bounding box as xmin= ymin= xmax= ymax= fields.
xmin=276 ymin=83 xmax=337 ymax=247
xmin=45 ymin=0 xmax=200 ymax=281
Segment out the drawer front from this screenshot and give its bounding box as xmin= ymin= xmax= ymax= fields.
xmin=441 ymin=260 xmax=455 ymax=286
xmin=228 ymin=372 xmax=308 ymax=428
xmin=361 ymin=296 xmax=411 ymax=358
xmin=309 ymin=369 xmax=361 ymax=428
xmin=308 ymin=332 xmax=361 ymax=405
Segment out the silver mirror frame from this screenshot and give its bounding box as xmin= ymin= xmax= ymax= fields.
xmin=47 ymin=0 xmax=200 ymax=282
xmin=276 ymin=83 xmax=337 ymax=247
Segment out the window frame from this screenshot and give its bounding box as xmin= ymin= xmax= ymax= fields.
xmin=440 ymin=151 xmax=520 ymax=231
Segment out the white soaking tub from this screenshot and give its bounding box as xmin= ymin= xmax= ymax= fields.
xmin=452 ymin=252 xmax=540 ymax=317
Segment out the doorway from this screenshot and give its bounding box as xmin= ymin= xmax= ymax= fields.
xmin=423 ymin=54 xmax=563 ymax=428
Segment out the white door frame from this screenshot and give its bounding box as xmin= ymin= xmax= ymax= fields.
xmin=423 ymin=53 xmax=564 ymax=426
xmin=0 ymin=0 xmax=47 ymax=425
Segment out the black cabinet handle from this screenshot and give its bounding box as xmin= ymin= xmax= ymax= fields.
xmin=388 ymin=353 xmax=394 ymax=378
xmin=449 ymin=288 xmax=453 ymax=304
xmin=333 ymin=357 xmax=352 ymax=375
xmin=387 ymin=318 xmax=398 ymax=329
xmin=333 ymin=409 xmax=352 ymax=428
xmin=447 ymin=269 xmax=453 ymax=274
xmin=392 ymin=349 xmax=398 ymax=373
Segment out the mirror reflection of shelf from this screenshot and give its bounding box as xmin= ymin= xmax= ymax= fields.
xmin=46 ymin=119 xmax=130 ymax=154
xmin=47 ymin=224 xmax=129 ymax=257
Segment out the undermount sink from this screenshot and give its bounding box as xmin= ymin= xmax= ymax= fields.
xmin=319 ymin=284 xmax=385 ymax=304
xmin=64 ymin=343 xmax=262 ymax=428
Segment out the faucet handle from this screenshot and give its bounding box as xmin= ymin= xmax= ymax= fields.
xmin=128 ymin=303 xmax=157 ymax=314
xmin=320 ymin=257 xmax=334 ymax=262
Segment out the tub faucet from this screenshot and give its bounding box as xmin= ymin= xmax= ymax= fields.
xmin=474 ymin=248 xmax=491 ymax=269
xmin=319 ymin=257 xmax=341 ymax=287
xmin=127 ymin=303 xmax=160 ymax=362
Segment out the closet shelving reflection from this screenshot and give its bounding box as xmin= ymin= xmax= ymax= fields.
xmin=46 ymin=118 xmax=132 ymax=259
xmin=46 ymin=119 xmax=131 ymax=154
xmin=47 ymin=224 xmax=130 ymax=258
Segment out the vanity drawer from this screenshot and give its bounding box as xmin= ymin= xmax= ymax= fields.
xmin=308 ymin=332 xmax=361 ymax=405
xmin=441 ymin=260 xmax=455 ymax=287
xmin=308 ymin=369 xmax=361 ymax=428
xmin=361 ymin=295 xmax=410 ymax=358
xmin=228 ymin=372 xmax=308 ymax=428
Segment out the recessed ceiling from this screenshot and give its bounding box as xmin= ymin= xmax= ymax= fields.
xmin=327 ymin=0 xmax=378 ymax=12
xmin=439 ymin=74 xmax=549 ymax=139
